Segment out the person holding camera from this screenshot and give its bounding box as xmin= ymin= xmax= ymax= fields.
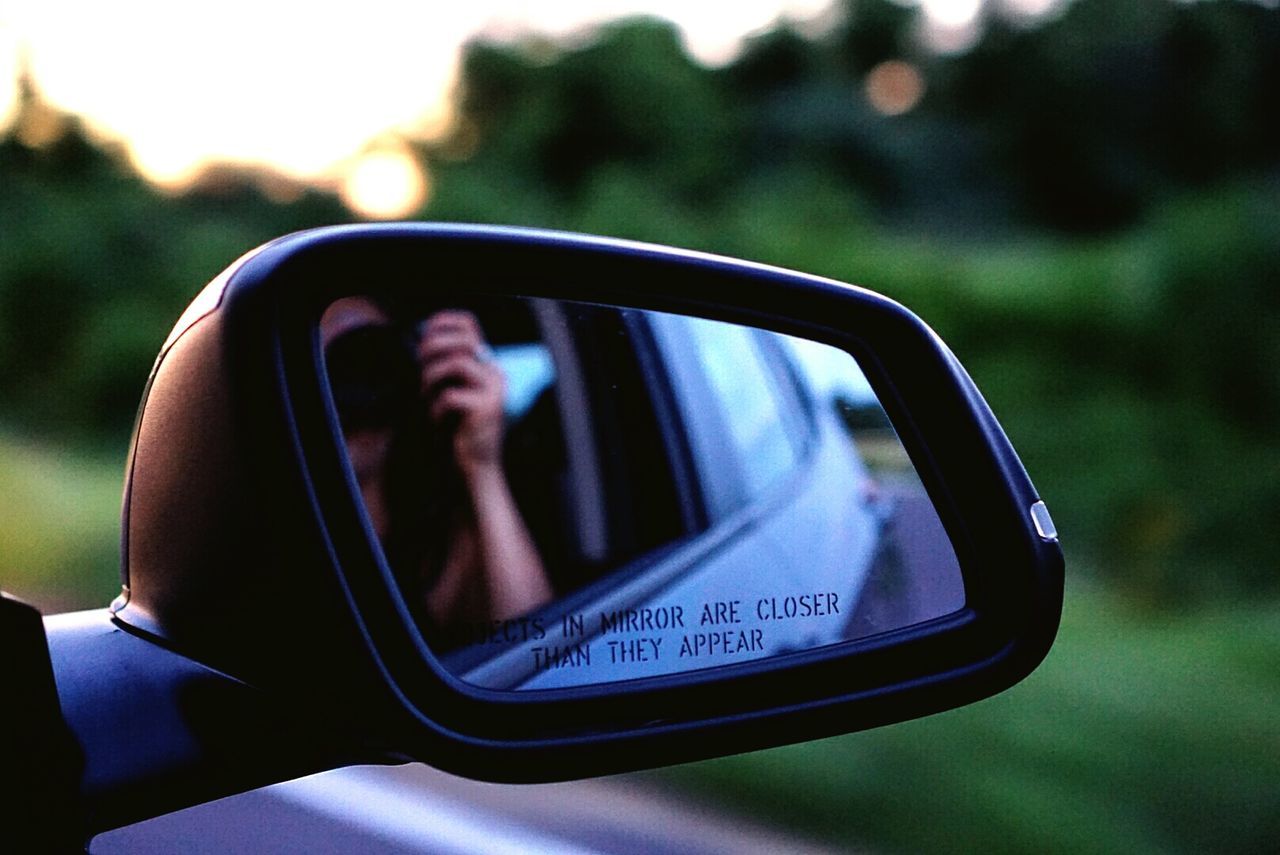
xmin=321 ymin=298 xmax=552 ymax=643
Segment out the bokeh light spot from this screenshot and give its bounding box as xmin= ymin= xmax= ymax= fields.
xmin=864 ymin=60 xmax=925 ymax=116
xmin=341 ymin=147 xmax=429 ymax=220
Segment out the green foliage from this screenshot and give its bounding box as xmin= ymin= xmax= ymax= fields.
xmin=442 ymin=0 xmax=1280 ymax=234
xmin=454 ymin=18 xmax=738 ymax=202
xmin=0 ymin=433 xmax=122 ymax=609
xmin=0 ymin=0 xmax=1273 ymax=611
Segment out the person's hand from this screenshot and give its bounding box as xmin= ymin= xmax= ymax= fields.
xmin=418 ymin=310 xmax=506 ymax=478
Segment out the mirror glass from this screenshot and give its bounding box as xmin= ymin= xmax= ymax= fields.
xmin=320 ymin=295 xmax=964 ymax=691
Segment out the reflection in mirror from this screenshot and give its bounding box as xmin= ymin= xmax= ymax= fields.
xmin=320 ymin=296 xmax=964 ymax=691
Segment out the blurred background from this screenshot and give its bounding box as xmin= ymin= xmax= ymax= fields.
xmin=2 ymin=0 xmax=1277 ymax=851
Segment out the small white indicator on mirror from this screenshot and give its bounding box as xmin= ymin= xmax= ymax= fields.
xmin=1030 ymin=501 xmax=1058 ymax=541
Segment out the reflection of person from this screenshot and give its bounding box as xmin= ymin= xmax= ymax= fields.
xmin=321 ymin=297 xmax=552 ymax=640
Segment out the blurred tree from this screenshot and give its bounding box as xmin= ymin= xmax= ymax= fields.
xmin=0 ymin=67 xmax=350 ymax=441
xmin=448 ymin=18 xmax=738 ymax=204
xmin=723 ymin=23 xmax=831 ymax=95
xmin=830 ymin=0 xmax=919 ymax=76
xmin=938 ymin=0 xmax=1280 ymax=232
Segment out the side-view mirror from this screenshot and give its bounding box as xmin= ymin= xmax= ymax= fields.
xmin=47 ymin=224 xmax=1062 ymax=834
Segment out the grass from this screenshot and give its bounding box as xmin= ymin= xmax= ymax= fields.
xmin=0 ymin=432 xmax=124 ymax=611
xmin=654 ymin=580 xmax=1280 ymax=853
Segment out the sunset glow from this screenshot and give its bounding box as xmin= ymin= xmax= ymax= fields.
xmin=0 ymin=1 xmax=1061 ymax=212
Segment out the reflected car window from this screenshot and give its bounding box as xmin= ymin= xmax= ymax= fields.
xmin=682 ymin=317 xmax=800 ymax=501
xmin=492 ymin=342 xmax=555 ymax=420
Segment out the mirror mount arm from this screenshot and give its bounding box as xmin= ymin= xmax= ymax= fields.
xmin=44 ymin=609 xmax=393 ymax=839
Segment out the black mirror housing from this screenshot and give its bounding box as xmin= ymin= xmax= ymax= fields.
xmin=114 ymin=224 xmax=1063 ymax=782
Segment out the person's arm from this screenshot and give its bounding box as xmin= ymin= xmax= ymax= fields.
xmin=462 ymin=462 xmax=552 ymax=620
xmin=419 ymin=311 xmax=553 ymax=623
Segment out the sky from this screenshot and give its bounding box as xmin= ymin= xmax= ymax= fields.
xmin=0 ymin=0 xmax=1061 ymax=216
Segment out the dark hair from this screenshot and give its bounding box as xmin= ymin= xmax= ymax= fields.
xmin=325 ymin=325 xmax=419 ymax=431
